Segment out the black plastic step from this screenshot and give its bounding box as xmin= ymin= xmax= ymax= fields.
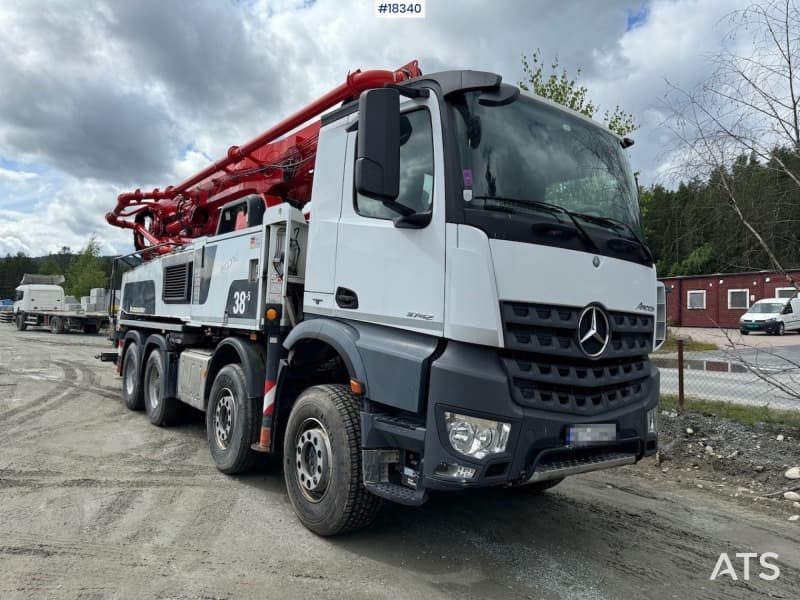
xmin=365 ymin=481 xmax=428 ymax=506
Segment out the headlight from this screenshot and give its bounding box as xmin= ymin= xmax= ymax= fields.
xmin=647 ymin=407 xmax=657 ymax=434
xmin=766 ymin=318 xmax=776 ymax=323
xmin=444 ymin=412 xmax=511 ymax=459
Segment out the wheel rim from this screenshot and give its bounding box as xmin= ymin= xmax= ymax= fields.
xmin=146 ymin=360 xmax=160 ymax=411
xmin=214 ymin=388 xmax=236 ymax=449
xmin=779 ymin=323 xmax=785 ymax=335
xmin=294 ymin=417 xmax=332 ymax=503
xmin=124 ymin=354 xmax=136 ymax=396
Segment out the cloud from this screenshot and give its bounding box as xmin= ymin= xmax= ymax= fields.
xmin=0 ymin=0 xmax=751 ymax=255
xmin=0 ymin=177 xmax=130 ymax=256
xmin=0 ymin=167 xmax=37 ymax=182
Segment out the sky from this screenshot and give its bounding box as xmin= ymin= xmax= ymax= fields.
xmin=0 ymin=0 xmax=744 ymax=256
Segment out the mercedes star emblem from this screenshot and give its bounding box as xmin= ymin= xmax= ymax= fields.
xmin=578 ymin=305 xmax=610 ymax=358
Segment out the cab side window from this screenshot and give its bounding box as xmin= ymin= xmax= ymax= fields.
xmin=355 ymin=109 xmax=434 ymax=219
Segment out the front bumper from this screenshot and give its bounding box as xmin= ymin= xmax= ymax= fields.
xmin=421 ymin=341 xmax=659 ymax=490
xmin=740 ymin=321 xmax=779 ymax=334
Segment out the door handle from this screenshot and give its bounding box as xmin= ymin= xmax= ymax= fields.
xmin=335 ymin=287 xmax=359 ymax=309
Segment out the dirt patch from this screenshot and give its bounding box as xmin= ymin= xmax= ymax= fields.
xmin=634 ymin=409 xmax=800 ymax=517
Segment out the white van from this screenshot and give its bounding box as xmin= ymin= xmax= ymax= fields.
xmin=739 ymin=297 xmax=800 ymax=335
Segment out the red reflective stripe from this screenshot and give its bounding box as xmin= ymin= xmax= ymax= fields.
xmin=264 ymin=403 xmax=274 ymax=416
xmin=264 ymin=380 xmax=276 ymax=394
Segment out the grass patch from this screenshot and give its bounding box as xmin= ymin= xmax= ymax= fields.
xmin=654 ymin=338 xmax=718 ymax=354
xmin=660 ymin=394 xmax=800 ymax=431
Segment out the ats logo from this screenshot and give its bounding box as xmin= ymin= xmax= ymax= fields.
xmin=710 ymin=552 xmax=780 ymax=581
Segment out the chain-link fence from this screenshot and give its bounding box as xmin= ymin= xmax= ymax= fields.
xmin=651 ymin=335 xmax=800 ymax=453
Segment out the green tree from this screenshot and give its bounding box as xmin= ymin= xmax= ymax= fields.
xmin=0 ymin=252 xmax=36 ymax=299
xmin=519 ymin=49 xmax=638 ymax=136
xmin=65 ymin=237 xmax=106 ymax=298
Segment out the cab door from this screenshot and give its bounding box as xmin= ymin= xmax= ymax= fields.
xmin=784 ymin=299 xmax=800 ymax=331
xmin=333 ymin=96 xmax=446 ymax=335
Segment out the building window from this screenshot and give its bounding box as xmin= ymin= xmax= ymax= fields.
xmin=775 ymin=287 xmax=799 ymax=299
xmin=687 ymin=290 xmax=706 ymax=310
xmin=728 ymin=289 xmax=749 ymax=309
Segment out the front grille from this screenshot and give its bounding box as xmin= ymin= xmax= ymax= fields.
xmin=500 ymin=301 xmax=653 ymax=359
xmin=501 ymin=353 xmax=650 ymax=415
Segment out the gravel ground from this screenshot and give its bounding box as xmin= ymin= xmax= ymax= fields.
xmin=641 ymin=410 xmax=800 ymax=515
xmin=1 ymin=325 xmax=799 ymax=599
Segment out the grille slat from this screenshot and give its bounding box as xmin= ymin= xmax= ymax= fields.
xmin=501 ymin=301 xmax=654 ymax=359
xmin=502 ymin=353 xmax=650 ymax=415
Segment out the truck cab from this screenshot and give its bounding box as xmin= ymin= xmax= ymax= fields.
xmin=296 ymin=72 xmax=664 ymax=497
xmin=13 ymin=284 xmax=64 ymax=313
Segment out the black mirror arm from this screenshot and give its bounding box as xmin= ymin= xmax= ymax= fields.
xmin=383 ymin=84 xmax=429 ymax=99
xmin=393 ymin=210 xmax=432 ymax=229
xmin=381 ymin=199 xmax=415 ymax=217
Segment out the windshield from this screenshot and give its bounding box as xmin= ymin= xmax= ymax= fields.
xmin=450 ymin=91 xmax=642 ymax=237
xmin=749 ymin=302 xmax=784 ymax=314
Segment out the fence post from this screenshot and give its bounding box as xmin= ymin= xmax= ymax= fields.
xmin=677 ymin=337 xmax=685 ymax=414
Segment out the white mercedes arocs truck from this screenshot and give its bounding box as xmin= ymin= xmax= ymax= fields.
xmin=112 ymin=68 xmax=667 ymax=535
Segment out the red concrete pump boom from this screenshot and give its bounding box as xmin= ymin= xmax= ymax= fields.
xmin=107 ymin=60 xmax=422 ymax=254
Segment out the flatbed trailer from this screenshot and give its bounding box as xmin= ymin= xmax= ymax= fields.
xmin=15 ymin=310 xmax=108 ymax=334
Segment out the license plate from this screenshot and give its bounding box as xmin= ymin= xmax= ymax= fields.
xmin=566 ymin=424 xmax=617 ymax=446
xmin=747 ymin=323 xmax=759 ymax=329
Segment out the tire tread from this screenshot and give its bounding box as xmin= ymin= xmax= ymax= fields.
xmin=313 ymin=384 xmax=382 ymax=534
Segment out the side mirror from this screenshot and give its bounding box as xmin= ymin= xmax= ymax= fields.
xmin=355 ymin=88 xmax=400 ymax=201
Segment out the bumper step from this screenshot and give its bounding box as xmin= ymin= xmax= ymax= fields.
xmin=365 ymin=482 xmax=428 ymax=506
xmin=527 ymin=451 xmax=636 ymax=483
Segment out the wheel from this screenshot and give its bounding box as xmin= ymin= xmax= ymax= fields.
xmin=777 ymin=322 xmax=785 ymax=336
xmin=206 ymin=363 xmax=260 ymax=474
xmin=83 ymin=323 xmax=98 ymax=334
xmin=51 ymin=316 xmax=65 ymax=334
xmin=121 ymin=342 xmax=144 ymax=411
xmin=505 ymin=478 xmax=564 ymax=494
xmin=144 ymin=350 xmax=180 ymax=427
xmin=740 ymin=328 xmax=749 ymax=335
xmin=283 ymin=384 xmax=383 ymax=536
xmin=15 ymin=313 xmax=27 ymax=331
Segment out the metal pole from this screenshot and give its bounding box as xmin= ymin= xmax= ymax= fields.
xmin=677 ymin=337 xmax=685 ymax=414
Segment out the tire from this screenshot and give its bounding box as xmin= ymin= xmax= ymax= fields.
xmin=15 ymin=313 xmax=27 ymax=331
xmin=283 ymin=384 xmax=383 ymax=536
xmin=505 ymin=478 xmax=564 ymax=494
xmin=121 ymin=342 xmax=145 ymax=411
xmin=83 ymin=323 xmax=98 ymax=334
xmin=778 ymin=322 xmax=785 ymax=336
xmin=740 ymin=329 xmax=749 ymax=335
xmin=206 ymin=363 xmax=260 ymax=474
xmin=144 ymin=350 xmax=180 ymax=427
xmin=51 ymin=316 xmax=65 ymax=334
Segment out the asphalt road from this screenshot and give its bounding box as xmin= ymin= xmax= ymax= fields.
xmin=1 ymin=325 xmax=798 ymax=599
xmin=654 ymin=339 xmax=800 ymax=409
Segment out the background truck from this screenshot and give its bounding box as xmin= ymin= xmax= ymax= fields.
xmin=13 ymin=274 xmax=109 ymax=334
xmin=106 ymin=60 xmax=667 ymax=535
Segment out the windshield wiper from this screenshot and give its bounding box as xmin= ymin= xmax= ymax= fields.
xmin=571 ymin=213 xmax=654 ymax=263
xmin=472 ymin=196 xmax=598 ymax=250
